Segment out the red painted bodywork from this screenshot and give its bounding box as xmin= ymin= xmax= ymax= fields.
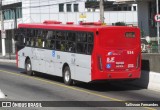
xmin=18 ymin=23 xmax=141 ymax=81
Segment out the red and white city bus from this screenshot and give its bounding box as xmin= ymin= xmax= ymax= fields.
xmin=15 ymin=21 xmax=141 ymax=85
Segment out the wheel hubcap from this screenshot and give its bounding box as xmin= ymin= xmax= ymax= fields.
xmin=27 ymin=63 xmax=31 ymax=71
xmin=65 ymin=71 xmax=70 ymax=82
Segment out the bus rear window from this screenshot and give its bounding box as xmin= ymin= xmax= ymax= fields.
xmin=125 ymin=32 xmax=135 ymax=38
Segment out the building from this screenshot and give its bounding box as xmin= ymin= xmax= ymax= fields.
xmin=1 ymin=0 xmax=138 ymax=30
xmin=86 ymin=0 xmax=137 ymax=12
xmin=116 ymin=0 xmax=160 ymax=38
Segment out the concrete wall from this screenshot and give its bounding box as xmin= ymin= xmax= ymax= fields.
xmin=142 ymin=53 xmax=160 ymax=73
xmin=122 ymin=53 xmax=160 ymax=91
xmin=30 ymin=11 xmax=137 ymax=24
xmin=129 ymin=71 xmax=160 ymax=91
xmin=137 ymin=1 xmax=149 ymax=36
xmin=129 ymin=53 xmax=160 ymax=91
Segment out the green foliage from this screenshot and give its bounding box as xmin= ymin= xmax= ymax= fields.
xmin=85 ymin=1 xmax=99 ymax=8
xmin=115 ymin=22 xmax=126 ymax=26
xmin=141 ymin=29 xmax=145 ymax=37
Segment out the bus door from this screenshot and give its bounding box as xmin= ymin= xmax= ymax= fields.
xmin=74 ymin=37 xmax=92 ymax=82
xmin=74 ymin=54 xmax=91 ymax=82
xmin=70 ymin=53 xmax=76 ymax=79
xmin=31 ymin=48 xmax=39 ymax=71
xmin=37 ymin=48 xmax=45 ymax=72
xmin=45 ymin=50 xmax=55 ymax=75
xmin=36 ymin=40 xmax=46 ymax=73
xmin=53 ymin=51 xmax=62 ymax=76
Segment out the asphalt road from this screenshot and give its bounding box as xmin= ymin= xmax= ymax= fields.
xmin=0 ymin=62 xmax=160 ymax=110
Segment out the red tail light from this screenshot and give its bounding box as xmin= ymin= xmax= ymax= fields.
xmin=136 ymin=54 xmax=140 ymax=69
xmin=97 ymin=55 xmax=103 ymax=71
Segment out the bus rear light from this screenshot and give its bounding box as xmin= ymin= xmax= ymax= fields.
xmin=97 ymin=55 xmax=103 ymax=71
xmin=136 ymin=55 xmax=140 ymax=69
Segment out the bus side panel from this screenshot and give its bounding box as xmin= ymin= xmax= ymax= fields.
xmin=17 ymin=47 xmax=26 ymax=69
xmin=74 ymin=54 xmax=91 ymax=82
xmin=51 ymin=51 xmax=91 ymax=82
xmin=18 ymin=47 xmax=39 ymax=72
xmin=40 ymin=49 xmax=55 ymax=75
xmin=41 ymin=51 xmax=74 ymax=78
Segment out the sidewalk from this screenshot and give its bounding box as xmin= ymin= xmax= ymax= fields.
xmin=0 ymin=89 xmax=6 ymax=99
xmin=0 ymin=53 xmax=16 ymax=63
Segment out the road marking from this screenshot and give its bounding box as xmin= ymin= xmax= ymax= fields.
xmin=0 ymin=69 xmax=156 ymax=110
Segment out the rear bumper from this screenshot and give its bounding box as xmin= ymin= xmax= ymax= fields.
xmin=92 ymin=69 xmax=141 ymax=81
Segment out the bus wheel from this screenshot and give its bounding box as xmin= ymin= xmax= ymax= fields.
xmin=63 ymin=66 xmax=73 ymax=85
xmin=25 ymin=59 xmax=33 ymax=76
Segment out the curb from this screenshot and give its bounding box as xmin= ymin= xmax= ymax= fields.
xmin=146 ymin=71 xmax=160 ymax=92
xmin=0 ymin=89 xmax=5 ymax=99
xmin=0 ymin=59 xmax=16 ymax=63
xmin=129 ymin=71 xmax=160 ymax=92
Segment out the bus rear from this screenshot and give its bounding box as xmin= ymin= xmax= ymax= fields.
xmin=92 ymin=26 xmax=141 ymax=81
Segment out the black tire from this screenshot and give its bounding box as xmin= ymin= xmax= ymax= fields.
xmin=63 ymin=66 xmax=73 ymax=85
xmin=25 ymin=59 xmax=33 ymax=76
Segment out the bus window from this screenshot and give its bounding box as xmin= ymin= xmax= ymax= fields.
xmin=51 ymin=31 xmax=56 ymax=39
xmin=37 ymin=38 xmax=43 ymax=47
xmin=16 ymin=28 xmax=26 ymax=41
xmin=87 ymin=33 xmax=94 ymax=55
xmin=60 ymin=41 xmax=65 ymax=51
xmin=77 ymin=33 xmax=87 ymax=42
xmin=17 ymin=35 xmax=24 ymax=46
xmin=56 ymin=31 xmax=65 ymax=40
xmin=27 ymin=29 xmax=31 ymax=37
xmin=15 ymin=28 xmax=26 ymax=46
xmin=46 ymin=31 xmax=53 ymax=39
xmin=56 ymin=41 xmax=61 ymax=50
xmin=42 ymin=30 xmax=48 ymax=38
xmin=42 ymin=41 xmax=45 ymax=48
xmin=77 ymin=43 xmax=87 ymax=54
xmin=88 ymin=44 xmax=93 ymax=54
xmin=67 ymin=32 xmax=76 ymax=41
xmin=37 ymin=30 xmax=42 ymax=37
xmin=65 ymin=31 xmax=76 ymax=52
xmin=76 ymin=32 xmax=88 ymax=54
xmin=50 ymin=40 xmax=55 ymax=49
xmin=31 ymin=38 xmax=35 ymax=46
xmin=45 ymin=39 xmax=50 ymax=48
xmin=66 ymin=42 xmax=75 ymax=52
xmin=26 ymin=37 xmax=31 ymax=46
xmin=30 ymin=29 xmax=37 ymax=38
xmin=87 ymin=33 xmax=94 ymax=43
xmin=23 ymin=37 xmax=26 ymax=45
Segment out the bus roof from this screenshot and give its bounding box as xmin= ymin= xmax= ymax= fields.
xmin=18 ymin=23 xmax=139 ymax=32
